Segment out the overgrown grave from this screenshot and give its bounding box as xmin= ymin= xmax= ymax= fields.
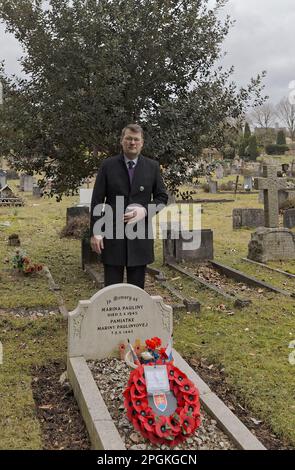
xmin=67 ymin=283 xmax=265 ymax=450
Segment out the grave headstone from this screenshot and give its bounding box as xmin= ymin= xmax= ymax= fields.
xmin=233 ymin=208 xmax=264 ymax=229
xmin=215 ymin=164 xmax=224 ymax=180
xmin=283 ymin=209 xmax=295 ymax=228
xmin=67 ymin=206 xmax=89 ymax=224
xmin=79 ymin=188 xmax=93 ymax=207
xmin=32 ymin=186 xmax=43 ymax=198
xmin=248 ymin=165 xmax=295 ymax=262
xmin=243 ymin=176 xmax=253 ymax=191
xmin=208 ymin=180 xmax=218 ymax=194
xmin=163 ymin=225 xmax=213 ymax=263
xmin=68 ymin=284 xmax=173 ymax=360
xmin=0 ymin=169 xmax=7 ymax=189
xmin=20 ymin=174 xmax=34 ymax=192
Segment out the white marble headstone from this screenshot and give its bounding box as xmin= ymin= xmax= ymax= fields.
xmin=79 ymin=188 xmax=93 ymax=206
xmin=68 ymin=284 xmax=173 ymax=360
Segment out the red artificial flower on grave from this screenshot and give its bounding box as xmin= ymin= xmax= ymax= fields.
xmin=145 ymin=338 xmax=157 ymax=350
xmin=179 ymin=378 xmax=198 ymax=395
xmin=154 ymin=416 xmax=172 ymax=439
xmin=123 ymin=341 xmax=201 ymax=448
xmin=130 ymin=384 xmax=146 ymax=400
xmin=181 ymin=414 xmax=197 ymax=435
xmin=184 ymin=401 xmax=201 ymax=418
xmin=151 ymin=337 xmax=162 ymax=348
xmin=159 ymin=347 xmax=168 ymax=359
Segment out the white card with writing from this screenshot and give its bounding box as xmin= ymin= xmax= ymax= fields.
xmin=144 ymin=365 xmax=170 ymax=394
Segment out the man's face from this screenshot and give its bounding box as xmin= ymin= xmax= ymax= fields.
xmin=121 ymin=129 xmax=144 ymax=159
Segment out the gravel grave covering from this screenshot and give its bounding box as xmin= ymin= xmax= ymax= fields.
xmin=88 ymin=358 xmax=237 ymax=450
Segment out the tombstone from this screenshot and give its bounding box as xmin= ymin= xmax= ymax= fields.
xmin=32 ymin=186 xmax=43 ymax=198
xmin=258 ymin=191 xmax=264 ymax=204
xmin=278 ymin=190 xmax=295 ymax=209
xmin=79 ymin=188 xmax=93 ymax=207
xmin=81 ymin=237 xmax=101 ymax=270
xmin=291 ymin=160 xmax=295 ymax=177
xmin=243 ymin=176 xmax=253 ymax=192
xmin=283 ymin=209 xmax=295 ymax=228
xmin=20 ymin=174 xmax=34 ymax=192
xmin=208 ymin=180 xmax=218 ymax=194
xmin=68 ymin=284 xmax=173 ymax=361
xmin=0 ymin=169 xmax=7 ymax=189
xmin=233 ymin=208 xmax=264 ymax=229
xmin=215 ymin=164 xmax=224 ymax=180
xmin=248 ymin=165 xmax=295 ymax=262
xmin=163 ymin=225 xmax=214 ymax=264
xmin=67 ymin=206 xmax=89 ymax=224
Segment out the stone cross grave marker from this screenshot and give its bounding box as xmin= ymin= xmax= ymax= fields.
xmin=68 ymin=284 xmax=173 ymax=360
xmin=254 ymin=165 xmax=294 ymax=228
xmin=79 ymin=188 xmax=93 ymax=207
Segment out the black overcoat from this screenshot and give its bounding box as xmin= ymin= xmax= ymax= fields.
xmin=90 ymin=154 xmax=168 ymax=266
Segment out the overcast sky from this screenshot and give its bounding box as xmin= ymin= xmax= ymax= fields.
xmin=0 ymin=0 xmax=294 ymax=105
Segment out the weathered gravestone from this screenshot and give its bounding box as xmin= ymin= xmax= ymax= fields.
xmin=20 ymin=174 xmax=34 ymax=192
xmin=68 ymin=284 xmax=173 ymax=360
xmin=208 ymin=180 xmax=218 ymax=194
xmin=79 ymin=188 xmax=93 ymax=207
xmin=0 ymin=169 xmax=7 ymax=189
xmin=248 ymin=165 xmax=295 ymax=262
xmin=163 ymin=224 xmax=214 ymax=263
xmin=215 ymin=164 xmax=224 ymax=180
xmin=32 ymin=185 xmax=43 ymax=198
xmin=233 ymin=208 xmax=264 ymax=229
xmin=284 ymin=208 xmax=295 ymax=228
xmin=243 ymin=176 xmax=253 ymax=191
xmin=67 ymin=205 xmax=89 ymax=224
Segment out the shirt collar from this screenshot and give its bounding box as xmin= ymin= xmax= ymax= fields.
xmin=124 ymin=155 xmax=138 ymax=167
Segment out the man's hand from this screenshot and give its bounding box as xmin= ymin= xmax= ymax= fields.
xmin=123 ymin=205 xmax=146 ymax=224
xmin=90 ymin=235 xmax=104 ymax=254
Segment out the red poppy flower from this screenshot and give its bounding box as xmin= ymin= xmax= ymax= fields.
xmin=184 ymin=401 xmax=201 ymax=418
xmin=145 ymin=339 xmax=157 ymax=350
xmin=151 ymin=337 xmax=162 ymax=348
xmin=132 ymin=416 xmax=143 ymax=433
xmin=142 ymin=415 xmax=156 ymax=432
xmin=130 ymin=384 xmax=146 ymax=400
xmin=183 ymin=392 xmax=199 ymax=405
xmin=179 ymin=378 xmax=198 ymax=395
xmin=155 ymin=416 xmax=172 ymax=439
xmin=167 ymin=415 xmax=181 ymax=434
xmin=181 ymin=414 xmax=197 ymax=435
xmin=133 ymin=398 xmax=149 ymax=413
xmin=126 ymin=406 xmax=138 ymax=422
xmin=173 ymin=368 xmax=187 ymax=385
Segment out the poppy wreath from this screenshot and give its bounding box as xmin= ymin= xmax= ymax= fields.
xmin=123 ymin=362 xmax=201 ymax=447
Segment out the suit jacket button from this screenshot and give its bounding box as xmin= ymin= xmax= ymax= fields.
xmin=140 ymin=186 xmax=144 ymax=191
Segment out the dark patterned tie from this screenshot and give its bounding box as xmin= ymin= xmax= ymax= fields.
xmin=127 ymin=160 xmax=135 ymax=184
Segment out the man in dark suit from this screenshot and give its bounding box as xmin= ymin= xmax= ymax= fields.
xmin=90 ymin=124 xmax=168 ymax=289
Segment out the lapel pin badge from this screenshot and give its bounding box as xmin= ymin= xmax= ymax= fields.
xmin=140 ymin=186 xmax=144 ymax=191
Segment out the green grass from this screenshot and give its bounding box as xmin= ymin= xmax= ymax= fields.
xmin=0 ymin=178 xmax=295 ymax=448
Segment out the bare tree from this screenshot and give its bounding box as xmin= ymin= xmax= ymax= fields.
xmin=249 ymin=103 xmax=276 ymax=129
xmin=276 ymin=98 xmax=295 ymax=141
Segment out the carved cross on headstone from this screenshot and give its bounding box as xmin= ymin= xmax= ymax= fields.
xmin=255 ymin=165 xmax=293 ymax=228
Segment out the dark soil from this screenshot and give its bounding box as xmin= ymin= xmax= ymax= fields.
xmin=31 ymin=361 xmax=90 ymax=450
xmin=185 ymin=355 xmax=294 ymax=450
